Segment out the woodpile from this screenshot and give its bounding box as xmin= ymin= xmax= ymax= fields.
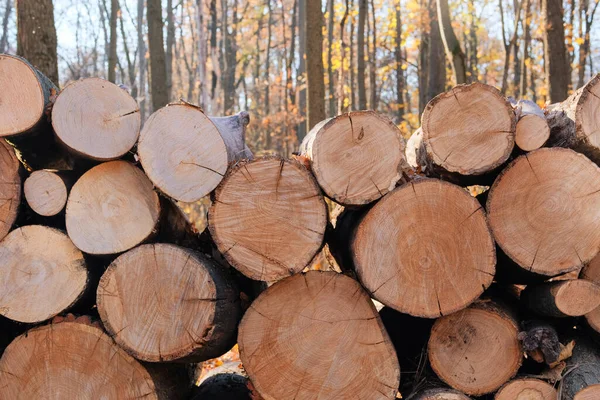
xmin=1 ymin=55 xmax=600 ymax=399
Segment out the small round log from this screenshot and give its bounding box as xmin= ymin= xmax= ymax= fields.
xmin=299 ymin=111 xmax=406 ymax=205
xmin=487 ymin=148 xmax=600 ymax=279
xmin=24 ymin=170 xmax=70 ymax=216
xmin=413 ymin=388 xmax=471 ymax=400
xmin=97 ymin=243 xmax=241 ymax=362
xmin=0 ymin=225 xmax=87 ymax=323
xmin=495 ymin=378 xmax=557 ymax=399
xmin=352 ymin=178 xmax=495 ymax=318
xmin=0 ymin=139 xmax=21 ymax=241
xmin=209 ymin=157 xmax=327 ymax=282
xmin=581 ymin=255 xmax=600 ymax=333
xmin=66 ymin=161 xmax=161 ymax=255
xmin=191 ymin=362 xmax=252 ymax=400
xmin=428 ymin=301 xmax=522 ymax=396
xmin=515 ymin=100 xmax=550 ymax=152
xmin=421 ymin=82 xmax=516 ymax=176
xmin=521 ymin=279 xmax=600 ymax=318
xmin=238 ymin=271 xmax=400 ymax=400
xmin=0 ymin=320 xmax=159 ymax=399
xmin=575 ymin=384 xmax=600 ymax=400
xmin=51 ymin=78 xmax=140 ymax=160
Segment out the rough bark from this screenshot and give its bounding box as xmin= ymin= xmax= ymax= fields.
xmin=437 ymin=0 xmax=467 ymax=84
xmin=427 ymin=1 xmax=446 ymax=101
xmin=165 ymin=0 xmax=175 ymax=100
xmin=357 ymin=0 xmax=367 ymax=109
xmin=520 ymin=0 xmax=531 ymax=97
xmin=327 ymin=0 xmax=335 ymax=116
xmin=137 ymin=0 xmax=146 ymax=121
xmin=559 ymin=332 xmax=600 ymax=400
xmin=306 ymin=0 xmax=326 ymax=129
xmin=521 ymin=279 xmax=600 ymax=318
xmin=395 ymin=0 xmax=404 ymax=119
xmin=108 ymin=0 xmax=118 ymax=83
xmin=147 ymin=0 xmax=169 ymax=110
xmin=543 ymin=0 xmax=569 ymax=102
xmin=297 ymin=0 xmax=307 ymax=139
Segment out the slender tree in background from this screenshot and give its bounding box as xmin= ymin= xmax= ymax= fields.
xmin=543 ymin=0 xmax=569 ymax=102
xmin=108 ymin=0 xmax=118 ymax=83
xmin=327 ymin=0 xmax=335 ymax=116
xmin=357 ymin=0 xmax=367 ymax=109
xmin=577 ymin=0 xmax=600 ymax=88
xmin=196 ymin=0 xmax=208 ymax=108
xmin=338 ymin=0 xmax=350 ymax=114
xmin=118 ymin=8 xmax=136 ymax=96
xmin=395 ymin=0 xmax=404 ymax=120
xmin=287 ymin=0 xmax=298 ymax=109
xmin=369 ymin=0 xmax=378 ymax=110
xmin=306 ymin=0 xmax=326 ymax=130
xmin=520 ymin=0 xmax=532 ymax=97
xmin=418 ymin=0 xmax=429 ymax=115
xmin=298 ymin=0 xmax=307 ymax=139
xmin=499 ymin=0 xmax=523 ymax=94
xmin=437 ymin=0 xmax=467 ymax=84
xmin=147 ymin=0 xmax=168 ymax=110
xmin=137 ymin=0 xmax=146 ymax=121
xmin=466 ymin=0 xmax=479 ymax=81
xmin=16 ymin=0 xmax=59 ymax=83
xmin=0 ymin=0 xmax=12 ymax=53
xmin=428 ymin=0 xmax=446 ymax=101
xmin=165 ymin=0 xmax=175 ymax=100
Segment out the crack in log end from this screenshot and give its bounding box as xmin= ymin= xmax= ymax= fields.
xmin=529 ymin=241 xmax=542 ymax=272
xmin=348 ymin=113 xmax=354 ymax=142
xmin=370 ymin=178 xmax=384 ymax=197
xmin=461 ymin=206 xmax=483 ymax=225
xmin=179 ymin=162 xmax=224 ymax=177
xmin=576 ymin=187 xmax=600 ymax=198
xmin=357 ymin=127 xmax=365 ymax=141
xmin=452 ymin=88 xmax=461 ymax=107
xmin=275 ymin=159 xmax=285 ymax=200
xmin=524 ymin=154 xmax=541 ymax=184
xmin=436 ymin=290 xmax=443 ymax=317
xmin=106 ymin=109 xmax=140 ymax=121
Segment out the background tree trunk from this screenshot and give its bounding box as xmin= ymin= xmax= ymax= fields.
xmin=137 ymin=0 xmax=146 ymax=121
xmin=357 ymin=0 xmax=367 ymax=109
xmin=520 ymin=0 xmax=531 ymax=97
xmin=297 ymin=0 xmax=307 ymax=139
xmin=147 ymin=0 xmax=168 ymax=110
xmin=306 ymin=0 xmax=326 ymax=129
xmin=108 ymin=0 xmax=118 ymax=83
xmin=428 ymin=0 xmax=446 ymax=101
xmin=369 ymin=0 xmax=377 ymax=110
xmin=327 ymin=0 xmax=335 ymax=116
xmin=0 ymin=0 xmax=12 ymax=53
xmin=543 ymin=0 xmax=569 ymax=102
xmin=395 ymin=0 xmax=404 ymax=120
xmin=437 ymin=0 xmax=467 ymax=84
xmin=166 ymin=0 xmax=175 ymax=101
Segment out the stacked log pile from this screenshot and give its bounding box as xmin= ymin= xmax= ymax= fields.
xmin=1 ymin=53 xmax=600 ymax=399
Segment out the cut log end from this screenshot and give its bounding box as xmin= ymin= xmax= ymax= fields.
xmin=576 ymin=74 xmax=600 ymax=153
xmin=488 ymin=148 xmax=600 ymax=277
xmin=24 ymin=170 xmax=68 ymax=216
xmin=353 ymin=178 xmax=495 ymax=318
xmin=300 ymin=111 xmax=406 ymax=205
xmin=138 ymin=104 xmax=228 ymax=203
xmin=0 ymin=225 xmax=87 ymax=324
xmin=522 ymin=279 xmax=600 ymax=318
xmin=52 ymin=78 xmax=140 ymax=160
xmin=413 ymin=388 xmax=471 ymax=399
xmin=580 ymin=255 xmax=600 ymax=333
xmin=0 ymin=54 xmax=46 ymax=137
xmin=238 ymin=271 xmax=400 ymax=400
xmin=209 ymin=157 xmax=327 ymax=282
xmin=495 ymin=378 xmax=557 ymax=400
xmin=0 ymin=140 xmax=21 ymax=240
xmin=575 ymin=384 xmax=600 ymax=400
xmin=515 ymin=115 xmax=550 ymax=151
xmin=66 ymin=161 xmax=161 ymax=255
xmin=422 ymin=82 xmax=516 ymax=175
xmin=0 ymin=321 xmax=158 ymax=399
xmin=97 ymin=243 xmax=240 ymax=362
xmin=428 ymin=301 xmax=522 ymax=396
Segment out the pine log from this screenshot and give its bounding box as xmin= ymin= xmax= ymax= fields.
xmin=23 ymin=170 xmax=72 ymax=216
xmin=521 ymin=279 xmax=600 ymax=318
xmin=580 ymin=254 xmax=600 ymax=334
xmin=138 ymin=104 xmax=253 ymax=203
xmin=0 ymin=225 xmax=87 ymax=323
xmin=428 ymin=301 xmax=522 ymax=396
xmin=208 ymin=157 xmax=327 ymax=282
xmin=0 ymin=319 xmax=163 ymax=399
xmin=546 ymin=74 xmax=600 ymax=163
xmin=514 ymin=100 xmax=550 ymax=151
xmin=97 ymin=243 xmax=241 ymax=362
xmin=420 ymin=82 xmax=516 ymax=177
xmin=560 ymin=333 xmax=600 ymax=400
xmin=412 ymin=388 xmax=471 ymax=400
xmin=487 ymin=148 xmax=600 ymax=279
xmin=51 ymin=77 xmax=141 ymax=160
xmin=0 ymin=139 xmax=21 ymax=241
xmin=299 ymin=110 xmax=407 ymax=205
xmin=495 ymin=378 xmax=557 ymax=400
xmin=349 ymin=178 xmax=495 ymax=318
xmin=65 ymin=161 xmax=161 ymax=255
xmin=575 ymin=384 xmax=600 ymax=399
xmin=238 ymin=271 xmax=400 ymax=400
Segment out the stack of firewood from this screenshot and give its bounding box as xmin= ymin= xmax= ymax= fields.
xmin=1 ymin=53 xmax=600 ymax=400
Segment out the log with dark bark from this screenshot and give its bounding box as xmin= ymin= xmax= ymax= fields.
xmin=559 ymin=332 xmax=600 ymax=400
xmin=208 ymin=157 xmax=328 ymax=282
xmin=190 ymin=362 xmax=252 ymax=400
xmin=518 ymin=319 xmax=562 ymax=365
xmin=412 ymin=388 xmax=471 ymax=400
xmin=238 ymin=271 xmax=400 ymax=399
xmin=0 ymin=139 xmax=21 ymax=241
xmin=514 ymin=100 xmax=550 ymax=151
xmin=495 ymin=378 xmax=557 ymax=399
xmin=521 ymin=279 xmax=600 ymax=318
xmin=97 ymin=243 xmax=241 ymax=362
xmin=0 ymin=225 xmax=87 ymax=323
xmin=138 ymin=105 xmax=253 ymax=203
xmin=546 ymin=74 xmax=600 ymax=163
xmin=580 ymin=254 xmax=600 ymax=334
xmin=428 ymin=300 xmax=522 ymax=396
xmin=65 ymin=161 xmax=161 ymax=255
xmin=24 ymin=170 xmax=73 ymax=217
xmin=299 ymin=111 xmax=408 ymax=205
xmin=487 ymin=148 xmax=600 ymax=280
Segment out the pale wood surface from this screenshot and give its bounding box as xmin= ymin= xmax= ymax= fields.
xmin=0 ymin=321 xmax=158 ymax=399
xmin=0 ymin=225 xmax=87 ymax=323
xmin=428 ymin=301 xmax=522 ymax=396
xmin=488 ymin=148 xmax=600 ymax=277
xmin=0 ymin=140 xmax=21 ymax=240
xmin=516 ymin=115 xmax=550 ymax=151
xmin=24 ymin=170 xmax=68 ymax=216
xmin=580 ymin=255 xmax=600 ymax=333
xmin=495 ymin=378 xmax=557 ymax=400
xmin=52 ymin=78 xmax=140 ymax=160
xmin=66 ymin=161 xmax=161 ymax=255
xmin=575 ymin=384 xmax=600 ymax=400
xmin=209 ymin=157 xmax=327 ymax=282
xmin=97 ymin=243 xmax=240 ymax=362
xmin=138 ymin=104 xmax=228 ymax=202
xmin=353 ymin=178 xmax=495 ymax=317
xmin=238 ymin=271 xmax=400 ymax=400
xmin=299 ymin=111 xmax=406 ymax=205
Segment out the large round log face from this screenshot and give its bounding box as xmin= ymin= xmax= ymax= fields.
xmin=353 ymin=179 xmax=495 ymax=318
xmin=209 ymin=157 xmax=327 ymax=282
xmin=0 ymin=140 xmax=21 ymax=240
xmin=0 ymin=55 xmax=45 ymax=137
xmin=575 ymin=384 xmax=600 ymax=400
xmin=0 ymin=321 xmax=157 ymax=399
xmin=488 ymin=148 xmax=600 ymax=277
xmin=495 ymin=378 xmax=557 ymax=400
xmin=238 ymin=271 xmax=400 ymax=400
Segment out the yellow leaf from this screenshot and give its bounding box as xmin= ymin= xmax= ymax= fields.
xmin=575 ymin=37 xmax=585 ymax=45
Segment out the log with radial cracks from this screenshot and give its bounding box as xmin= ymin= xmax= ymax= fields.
xmin=238 ymin=271 xmax=400 ymax=400
xmin=487 ymin=148 xmax=600 ymax=279
xmin=208 ymin=157 xmax=328 ymax=282
xmin=0 ymin=140 xmax=21 ymax=241
xmin=520 ymin=279 xmax=600 ymax=318
xmin=24 ymin=170 xmax=71 ymax=217
xmin=0 ymin=225 xmax=87 ymax=323
xmin=51 ymin=78 xmax=141 ymax=160
xmin=299 ymin=111 xmax=407 ymax=205
xmin=350 ymin=178 xmax=495 ymax=318
xmin=138 ymin=104 xmax=253 ymax=203
xmin=495 ymin=378 xmax=557 ymax=400
xmin=428 ymin=301 xmax=522 ymax=396
xmin=97 ymin=243 xmax=241 ymax=362
xmin=514 ymin=100 xmax=550 ymax=151
xmin=66 ymin=161 xmax=161 ymax=255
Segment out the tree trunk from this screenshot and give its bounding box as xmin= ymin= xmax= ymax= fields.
xmin=368 ymin=0 xmax=377 ymax=110
xmin=521 ymin=279 xmax=600 ymax=317
xmin=264 ymin=0 xmax=272 ymax=119
xmin=137 ymin=0 xmax=146 ymax=121
xmin=349 ymin=2 xmax=356 ymax=110
xmin=147 ymin=0 xmax=169 ymax=110
xmin=287 ymin=0 xmax=298 ymax=110
xmin=514 ymin=99 xmax=550 ymax=151
xmin=519 ymin=0 xmax=531 ymax=97
xmin=496 ymin=378 xmax=557 ymax=399
xmin=0 ymin=0 xmax=12 ymax=53
xmin=468 ymin=0 xmax=478 ymax=81
xmin=327 ymin=0 xmax=335 ymax=116
xmin=119 ymin=11 xmax=137 ymax=96
xmin=238 ymin=271 xmax=400 ymax=399
xmin=437 ymin=0 xmax=467 ymax=84
xmin=418 ymin=0 xmax=429 ymax=115
xmin=395 ymin=0 xmax=404 ymax=120
xmin=208 ymin=157 xmax=327 ymax=282
xmin=297 ymin=0 xmax=307 ymax=139
xmin=24 ymin=170 xmax=73 ymax=217
xmin=427 ymin=1 xmax=446 ymax=102
xmin=543 ymin=0 xmax=569 ymax=102
xmin=0 ymin=140 xmax=21 ymax=241
xmin=165 ymin=0 xmax=174 ymax=101
xmin=306 ymin=0 xmax=326 ymax=129
xmin=108 ymin=0 xmax=118 ymax=83
xmin=357 ymin=0 xmax=367 ymax=109
xmin=195 ymin=0 xmax=208 ymax=108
